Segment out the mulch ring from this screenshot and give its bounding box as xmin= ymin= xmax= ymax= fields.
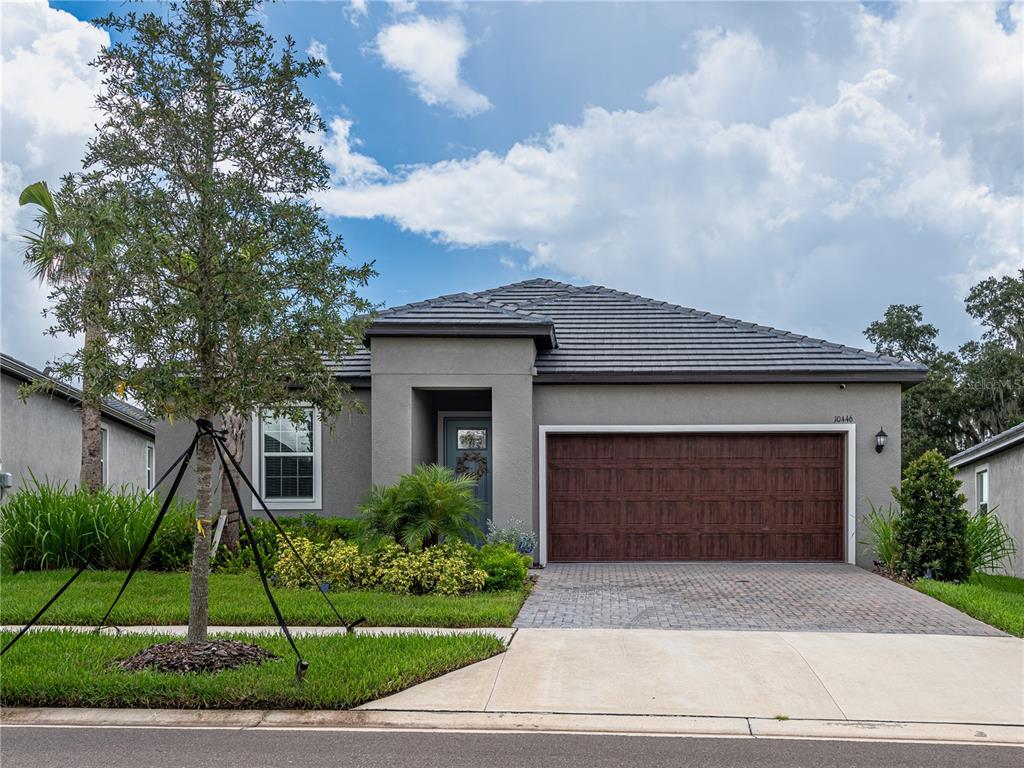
xmin=115 ymin=640 xmax=279 ymax=674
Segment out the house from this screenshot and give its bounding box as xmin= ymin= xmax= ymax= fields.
xmin=949 ymin=422 xmax=1024 ymax=577
xmin=0 ymin=353 xmax=155 ymax=496
xmin=157 ymin=279 xmax=926 ymax=568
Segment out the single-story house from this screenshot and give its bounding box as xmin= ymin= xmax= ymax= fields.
xmin=1 ymin=352 xmax=156 ymax=496
xmin=157 ymin=279 xmax=927 ymax=568
xmin=949 ymin=422 xmax=1024 ymax=577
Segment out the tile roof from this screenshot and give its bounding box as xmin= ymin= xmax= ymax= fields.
xmin=334 ymin=278 xmax=928 ymax=384
xmin=948 ymin=421 xmax=1024 ymax=468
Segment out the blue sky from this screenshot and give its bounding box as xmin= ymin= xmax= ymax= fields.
xmin=2 ymin=1 xmax=1022 ymax=370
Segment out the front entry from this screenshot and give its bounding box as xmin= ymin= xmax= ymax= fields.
xmin=442 ymin=415 xmax=493 ymax=537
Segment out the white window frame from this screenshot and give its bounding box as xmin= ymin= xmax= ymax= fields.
xmin=145 ymin=443 xmax=155 ymax=490
xmin=975 ymin=466 xmax=989 ymax=514
xmin=100 ymin=426 xmax=109 ymax=486
xmin=537 ymin=423 xmax=857 ymax=566
xmin=251 ymin=406 xmax=323 ymax=511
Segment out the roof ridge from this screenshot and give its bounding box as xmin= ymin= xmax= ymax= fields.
xmin=476 ymin=277 xmax=580 ymax=296
xmin=466 ymin=292 xmax=555 ymax=323
xmin=566 ymin=284 xmax=926 ymax=371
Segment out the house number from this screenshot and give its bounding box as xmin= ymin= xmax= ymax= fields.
xmin=833 ymin=415 xmax=854 ymax=423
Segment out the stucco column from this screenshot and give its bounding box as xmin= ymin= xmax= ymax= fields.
xmin=370 ymin=374 xmax=413 ymax=486
xmin=490 ymin=374 xmax=534 ymax=529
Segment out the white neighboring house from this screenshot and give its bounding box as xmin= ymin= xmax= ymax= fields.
xmin=949 ymin=422 xmax=1024 ymax=578
xmin=0 ymin=353 xmax=155 ymax=498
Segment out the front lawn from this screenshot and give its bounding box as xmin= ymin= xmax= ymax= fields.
xmin=0 ymin=629 xmax=504 ymax=709
xmin=914 ymin=573 xmax=1024 ymax=637
xmin=0 ymin=570 xmax=530 ymax=628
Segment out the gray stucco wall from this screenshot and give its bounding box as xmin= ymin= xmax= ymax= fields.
xmin=1 ymin=371 xmax=152 ymax=495
xmin=532 ymin=382 xmax=903 ymax=568
xmin=956 ymin=447 xmax=1023 ymax=578
xmin=370 ymin=337 xmax=535 ymax=529
xmin=154 ymin=390 xmax=372 ymax=518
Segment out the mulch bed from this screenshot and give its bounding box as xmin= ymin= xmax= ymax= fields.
xmin=115 ymin=639 xmax=279 ymax=674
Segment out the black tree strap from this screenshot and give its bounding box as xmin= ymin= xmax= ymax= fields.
xmin=213 ymin=431 xmax=363 ymax=631
xmin=95 ymin=432 xmax=202 ymax=631
xmin=213 ymin=436 xmax=307 ymax=680
xmin=1 ymin=562 xmax=88 ymax=656
xmin=2 ymin=432 xmax=201 ymax=656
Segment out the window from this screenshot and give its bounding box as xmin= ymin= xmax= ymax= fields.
xmin=100 ymin=427 xmax=109 ymax=486
xmin=253 ymin=407 xmax=321 ymax=510
xmin=457 ymin=428 xmax=487 ymax=449
xmin=976 ymin=469 xmax=989 ymax=514
xmin=146 ymin=444 xmax=155 ymax=490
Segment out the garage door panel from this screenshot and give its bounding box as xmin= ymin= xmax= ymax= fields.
xmin=547 ymin=432 xmax=845 ymax=562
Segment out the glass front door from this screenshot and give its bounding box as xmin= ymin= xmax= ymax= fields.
xmin=442 ymin=415 xmax=492 ymax=539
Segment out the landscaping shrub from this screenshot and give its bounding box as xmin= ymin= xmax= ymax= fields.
xmin=476 ymin=543 xmax=530 ymax=591
xmin=861 ymin=502 xmax=900 ymax=576
xmin=272 ymin=536 xmax=488 ymax=595
xmin=966 ymin=508 xmax=1017 ymax=575
xmin=891 ymin=450 xmax=970 ymax=582
xmin=212 ymin=514 xmax=363 ymax=573
xmin=485 ymin=517 xmax=537 ymax=556
xmin=0 ymin=478 xmax=195 ymax=572
xmin=358 ymin=464 xmax=483 ymax=551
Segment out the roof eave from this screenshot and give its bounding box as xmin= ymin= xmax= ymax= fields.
xmin=532 ymin=369 xmax=929 ymax=387
xmin=949 ymin=429 xmax=1024 ymax=468
xmin=1 ymin=357 xmax=155 ymax=437
xmin=365 ymin=323 xmax=557 ymax=350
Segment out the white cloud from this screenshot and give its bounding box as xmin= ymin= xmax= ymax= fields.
xmin=307 ymin=39 xmax=343 ymax=85
xmin=315 ymin=118 xmax=387 ymax=185
xmin=344 ymin=0 xmax=367 ymax=26
xmin=375 ymin=16 xmax=491 ymax=117
xmin=1 ymin=0 xmax=108 ymax=368
xmin=387 ymin=1 xmax=417 ymax=16
xmin=322 ymin=4 xmax=1022 ymax=345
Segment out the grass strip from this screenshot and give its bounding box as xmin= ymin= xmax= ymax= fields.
xmin=0 ymin=570 xmax=529 ymax=628
xmin=914 ymin=573 xmax=1024 ymax=637
xmin=0 ymin=629 xmax=504 ymax=709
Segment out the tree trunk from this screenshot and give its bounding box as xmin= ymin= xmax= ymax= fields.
xmin=219 ymin=408 xmax=245 ymax=555
xmin=187 ymin=421 xmax=214 ymax=643
xmin=79 ymin=318 xmax=105 ymax=491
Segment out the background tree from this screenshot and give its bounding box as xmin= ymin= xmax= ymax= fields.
xmin=865 ymin=272 xmax=1024 ymax=467
xmin=19 ymin=178 xmax=124 ymax=491
xmin=52 ymin=0 xmax=374 ymax=642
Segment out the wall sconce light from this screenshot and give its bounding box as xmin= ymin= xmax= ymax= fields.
xmin=875 ymin=428 xmax=888 ymax=454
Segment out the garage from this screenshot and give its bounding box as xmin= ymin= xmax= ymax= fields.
xmin=545 ymin=432 xmax=845 ymax=562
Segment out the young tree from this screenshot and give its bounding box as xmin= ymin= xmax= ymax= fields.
xmin=76 ymin=0 xmax=373 ymax=642
xmin=19 ymin=178 xmax=124 ymax=491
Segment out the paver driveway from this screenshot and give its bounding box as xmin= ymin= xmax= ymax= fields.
xmin=514 ymin=563 xmax=1004 ymax=635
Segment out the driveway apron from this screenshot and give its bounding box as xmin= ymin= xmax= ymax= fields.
xmin=513 ymin=562 xmax=1005 ymax=635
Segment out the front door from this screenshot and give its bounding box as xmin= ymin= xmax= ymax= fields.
xmin=442 ymin=416 xmax=492 ymax=538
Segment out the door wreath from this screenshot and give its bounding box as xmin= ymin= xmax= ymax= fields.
xmin=456 ymin=450 xmax=488 ymax=479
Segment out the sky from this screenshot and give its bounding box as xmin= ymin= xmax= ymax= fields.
xmin=1 ymin=0 xmax=1022 ymax=372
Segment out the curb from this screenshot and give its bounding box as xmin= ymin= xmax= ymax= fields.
xmin=0 ymin=625 xmax=515 ymax=641
xmin=2 ymin=707 xmax=1021 ymax=746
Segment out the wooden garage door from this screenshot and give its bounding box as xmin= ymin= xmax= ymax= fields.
xmin=546 ymin=433 xmax=845 ymax=561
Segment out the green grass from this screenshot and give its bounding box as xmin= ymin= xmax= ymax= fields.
xmin=0 ymin=570 xmax=530 ymax=628
xmin=914 ymin=573 xmax=1024 ymax=637
xmin=0 ymin=629 xmax=504 ymax=709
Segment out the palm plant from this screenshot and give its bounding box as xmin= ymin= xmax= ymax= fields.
xmin=358 ymin=464 xmax=483 ymax=550
xmin=19 ymin=178 xmax=123 ymax=491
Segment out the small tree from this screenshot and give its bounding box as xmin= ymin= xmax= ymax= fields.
xmin=19 ymin=178 xmax=124 ymax=491
xmin=892 ymin=450 xmax=969 ymax=582
xmin=57 ymin=0 xmax=375 ymax=642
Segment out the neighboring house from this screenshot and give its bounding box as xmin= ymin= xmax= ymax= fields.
xmin=949 ymin=423 xmax=1024 ymax=578
xmin=157 ymin=279 xmax=926 ymax=568
xmin=0 ymin=353 xmax=155 ymax=496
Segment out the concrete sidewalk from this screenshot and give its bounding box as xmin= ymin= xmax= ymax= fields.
xmin=0 ymin=624 xmax=515 ymax=642
xmin=361 ymin=628 xmax=1024 ymax=727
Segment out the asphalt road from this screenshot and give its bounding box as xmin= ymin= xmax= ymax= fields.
xmin=1 ymin=726 xmax=1020 ymax=768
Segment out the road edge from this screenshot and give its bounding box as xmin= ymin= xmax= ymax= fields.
xmin=2 ymin=707 xmax=1021 ymax=746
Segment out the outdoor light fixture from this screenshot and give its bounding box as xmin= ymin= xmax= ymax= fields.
xmin=875 ymin=428 xmax=888 ymax=454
